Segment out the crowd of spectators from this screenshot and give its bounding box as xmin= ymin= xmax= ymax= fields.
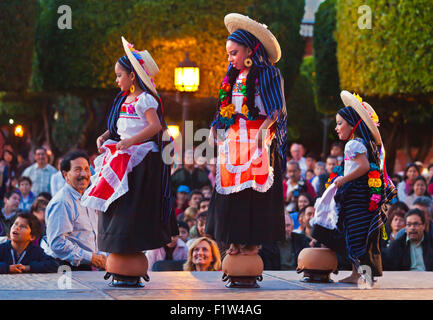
xmin=1 ymin=140 xmax=432 ymax=274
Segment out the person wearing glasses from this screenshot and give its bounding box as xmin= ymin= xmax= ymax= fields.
xmin=383 ymin=208 xmax=433 ymax=271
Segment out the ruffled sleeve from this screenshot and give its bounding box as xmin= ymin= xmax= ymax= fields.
xmin=135 ymin=92 xmax=158 ymax=119
xmin=345 ymin=139 xmax=367 ymax=160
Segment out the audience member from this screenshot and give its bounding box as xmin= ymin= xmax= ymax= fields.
xmin=178 ymin=221 xmax=190 ymax=243
xmin=45 ymin=150 xmax=106 ymax=271
xmin=17 ymin=177 xmax=36 ymax=212
xmin=188 ymin=189 xmax=203 ymax=209
xmin=201 ymin=185 xmax=213 ymax=199
xmin=174 ymin=185 xmax=190 ymax=217
xmin=0 ymin=212 xmax=59 ymax=274
xmin=290 ymin=193 xmax=313 ymax=231
xmin=187 ymin=211 xmax=208 ymax=246
xmin=330 ymin=141 xmax=344 ymax=165
xmin=382 ymin=201 xmax=408 ymax=248
xmin=395 ymin=196 xmax=433 ymax=240
xmin=397 ymin=163 xmax=421 ymax=205
xmin=183 ymin=237 xmax=221 ymax=271
xmin=171 ymin=150 xmax=211 ymax=192
xmin=198 ymin=198 xmax=210 ymax=214
xmin=181 ymin=206 xmax=198 ymax=230
xmin=285 ymin=161 xmax=316 ymax=211
xmin=295 ymin=205 xmax=315 ymax=239
xmin=259 ymin=213 xmax=312 ymax=270
xmin=289 ymin=143 xmax=307 ymax=177
xmin=383 ymin=209 xmax=433 ymax=271
xmin=16 ymin=151 xmax=31 ymax=178
xmin=404 ymin=176 xmax=431 ymax=208
xmin=146 ymin=235 xmax=188 ymax=272
xmin=22 ymin=147 xmax=57 ymax=196
xmin=50 ymin=156 xmax=65 ymax=197
xmin=1 ymin=190 xmax=21 ymax=237
xmin=207 ymin=158 xmax=217 ymax=188
xmin=29 ymin=197 xmax=49 ymax=247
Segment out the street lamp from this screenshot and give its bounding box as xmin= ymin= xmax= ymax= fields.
xmin=174 ymin=52 xmax=199 ymax=164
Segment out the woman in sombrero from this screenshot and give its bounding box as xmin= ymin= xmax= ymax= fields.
xmin=205 ymin=13 xmax=287 ymax=256
xmin=312 ymin=90 xmax=396 ymax=284
xmin=81 ymin=37 xmax=177 ymax=286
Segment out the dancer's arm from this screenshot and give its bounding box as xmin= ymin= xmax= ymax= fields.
xmin=256 ymin=110 xmax=278 ymax=148
xmin=96 ymin=130 xmax=110 ymax=153
xmin=334 ymin=153 xmax=370 ymax=187
xmin=116 ymin=108 xmax=162 ymax=150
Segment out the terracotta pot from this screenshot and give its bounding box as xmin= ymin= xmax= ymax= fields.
xmin=105 ymin=252 xmax=149 ymax=277
xmin=222 ymin=254 xmax=264 ymax=277
xmin=296 ymin=248 xmax=338 ymax=274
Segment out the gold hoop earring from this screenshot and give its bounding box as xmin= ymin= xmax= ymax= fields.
xmin=244 ymin=58 xmax=253 ymax=68
xmin=130 ymin=84 xmax=135 ymax=93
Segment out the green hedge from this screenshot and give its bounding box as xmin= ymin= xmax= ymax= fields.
xmin=0 ymin=0 xmax=37 ymax=91
xmin=336 ymin=0 xmax=433 ymax=96
xmin=313 ymin=0 xmax=340 ymax=114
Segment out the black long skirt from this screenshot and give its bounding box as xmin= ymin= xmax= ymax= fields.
xmin=312 ymin=175 xmax=384 ymax=277
xmin=98 ymin=151 xmax=178 ymax=253
xmin=205 ymin=142 xmax=285 ymax=246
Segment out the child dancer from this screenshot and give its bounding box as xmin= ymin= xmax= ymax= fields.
xmin=312 ymin=90 xmax=396 ymax=285
xmin=81 ymin=37 xmax=177 ymax=287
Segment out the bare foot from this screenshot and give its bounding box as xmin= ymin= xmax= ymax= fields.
xmin=338 ymin=272 xmax=360 ymax=284
xmin=226 ymin=244 xmax=240 ymax=255
xmin=239 ymin=245 xmax=259 ymax=255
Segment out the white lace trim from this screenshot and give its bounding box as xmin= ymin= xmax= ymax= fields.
xmin=310 ymin=183 xmax=339 ymax=230
xmin=81 ymin=139 xmax=155 ymax=212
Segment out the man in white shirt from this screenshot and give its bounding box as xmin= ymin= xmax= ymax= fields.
xmin=22 ymin=147 xmax=57 ymax=196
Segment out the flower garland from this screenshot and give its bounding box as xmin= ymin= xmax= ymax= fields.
xmin=218 ymin=75 xmax=258 ymax=127
xmin=368 ymin=163 xmax=382 ymax=212
xmin=325 ymin=165 xmax=343 ymax=189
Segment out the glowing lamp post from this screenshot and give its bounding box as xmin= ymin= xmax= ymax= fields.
xmin=174 ymin=52 xmax=199 ymax=164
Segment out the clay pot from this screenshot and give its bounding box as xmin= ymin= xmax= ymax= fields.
xmin=105 ymin=252 xmax=149 ymax=277
xmin=222 ymin=254 xmax=264 ymax=277
xmin=296 ymin=248 xmax=338 ymax=274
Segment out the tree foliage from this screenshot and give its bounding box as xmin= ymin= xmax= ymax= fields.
xmin=335 ymin=0 xmax=433 ymax=168
xmin=313 ymin=0 xmax=340 ymax=115
xmin=336 ymin=0 xmax=433 ymax=95
xmin=0 ymin=0 xmax=38 ymax=91
xmin=247 ymin=0 xmax=306 ymax=97
xmin=286 ymin=56 xmax=323 ymax=155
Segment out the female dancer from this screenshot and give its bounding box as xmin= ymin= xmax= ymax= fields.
xmin=206 ymin=13 xmax=287 ymax=256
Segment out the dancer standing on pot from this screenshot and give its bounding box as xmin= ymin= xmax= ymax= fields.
xmin=311 ymin=91 xmax=396 ymax=284
xmin=81 ymin=36 xmax=177 ymax=286
xmin=206 ymin=13 xmax=287 ymax=256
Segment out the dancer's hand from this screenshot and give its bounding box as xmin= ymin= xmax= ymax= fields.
xmin=96 ymin=136 xmax=105 ymax=153
xmin=91 ymin=254 xmax=106 ymax=270
xmin=334 ymin=176 xmax=345 ymax=188
xmin=116 ymin=138 xmax=133 ymax=151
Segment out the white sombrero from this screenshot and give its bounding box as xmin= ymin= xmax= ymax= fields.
xmin=340 ymin=90 xmax=382 ymax=145
xmin=224 ymin=13 xmax=281 ymax=64
xmin=121 ymin=36 xmax=159 ymax=96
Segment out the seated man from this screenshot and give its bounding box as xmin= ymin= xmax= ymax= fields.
xmin=0 ymin=212 xmax=59 ymax=274
xmin=45 ymin=150 xmax=106 ymax=271
xmin=383 ymin=209 xmax=433 ymax=271
xmin=259 ymin=213 xmax=313 ymax=270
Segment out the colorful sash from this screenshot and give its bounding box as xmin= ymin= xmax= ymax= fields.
xmin=216 ymin=116 xmax=275 ymax=195
xmin=81 ymin=139 xmax=156 ymax=212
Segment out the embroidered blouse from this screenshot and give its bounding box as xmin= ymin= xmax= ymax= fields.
xmin=344 ymin=138 xmax=367 ymax=176
xmin=231 ymin=73 xmax=266 ymax=116
xmin=116 ymin=92 xmax=159 ymax=148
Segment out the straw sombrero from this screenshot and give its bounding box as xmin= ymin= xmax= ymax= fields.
xmin=121 ymin=36 xmax=159 ymax=96
xmin=340 ymin=90 xmax=382 ymax=145
xmin=224 ymin=13 xmax=281 ymax=64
